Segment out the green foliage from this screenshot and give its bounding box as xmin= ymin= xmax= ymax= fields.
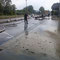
xmin=52 ymin=3 xmax=60 ymax=16
xmin=23 ymin=5 xmax=34 ymax=14
xmin=27 ymin=5 xmax=34 ymax=13
xmin=16 ymin=10 xmax=25 ymax=15
xmin=16 ymin=5 xmax=42 ymax=15
xmin=0 ymin=0 xmax=16 ymax=15
xmin=16 ymin=5 xmax=36 ymax=15
xmin=0 ymin=3 xmax=3 ymax=15
xmin=39 ymin=7 xmax=45 ymax=14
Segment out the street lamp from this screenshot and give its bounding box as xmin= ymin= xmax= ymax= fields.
xmin=26 ymin=0 xmax=27 ymax=7
xmin=26 ymin=0 xmax=27 ymax=13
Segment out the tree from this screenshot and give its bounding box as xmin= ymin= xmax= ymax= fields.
xmin=11 ymin=4 xmax=16 ymax=15
xmin=0 ymin=0 xmax=16 ymax=15
xmin=51 ymin=3 xmax=60 ymax=15
xmin=0 ymin=0 xmax=11 ymax=15
xmin=0 ymin=0 xmax=11 ymax=6
xmin=0 ymin=0 xmax=5 ymax=6
xmin=4 ymin=5 xmax=10 ymax=15
xmin=23 ymin=5 xmax=34 ymax=14
xmin=39 ymin=6 xmax=45 ymax=15
xmin=27 ymin=5 xmax=34 ymax=13
xmin=0 ymin=0 xmax=5 ymax=15
xmin=3 ymin=0 xmax=12 ymax=15
xmin=5 ymin=0 xmax=11 ymax=6
xmin=0 ymin=3 xmax=3 ymax=15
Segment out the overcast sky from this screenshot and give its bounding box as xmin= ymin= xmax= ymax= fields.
xmin=11 ymin=0 xmax=59 ymax=11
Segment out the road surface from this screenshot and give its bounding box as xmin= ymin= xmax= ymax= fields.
xmin=0 ymin=16 xmax=60 ymax=60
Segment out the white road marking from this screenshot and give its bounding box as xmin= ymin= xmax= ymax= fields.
xmin=3 ymin=32 xmax=13 ymax=38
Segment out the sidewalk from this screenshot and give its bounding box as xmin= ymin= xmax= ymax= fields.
xmin=0 ymin=31 xmax=60 ymax=60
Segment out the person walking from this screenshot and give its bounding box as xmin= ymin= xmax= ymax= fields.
xmin=24 ymin=13 xmax=28 ymax=36
xmin=24 ymin=13 xmax=28 ymax=24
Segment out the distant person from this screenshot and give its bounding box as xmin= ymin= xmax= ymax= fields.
xmin=41 ymin=14 xmax=43 ymax=18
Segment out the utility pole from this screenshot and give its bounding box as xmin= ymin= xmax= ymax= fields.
xmin=59 ymin=0 xmax=60 ymax=16
xmin=26 ymin=0 xmax=27 ymax=13
xmin=26 ymin=0 xmax=27 ymax=7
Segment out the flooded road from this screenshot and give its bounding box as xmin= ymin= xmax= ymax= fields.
xmin=0 ymin=16 xmax=60 ymax=60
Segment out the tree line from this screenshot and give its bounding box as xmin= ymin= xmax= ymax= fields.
xmin=0 ymin=0 xmax=49 ymax=16
xmin=0 ymin=0 xmax=16 ymax=15
xmin=16 ymin=5 xmax=45 ymax=15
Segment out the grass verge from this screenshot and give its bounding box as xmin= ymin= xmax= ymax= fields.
xmin=0 ymin=15 xmax=23 ymax=19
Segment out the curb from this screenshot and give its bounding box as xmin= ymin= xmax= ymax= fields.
xmin=0 ymin=26 xmax=5 ymax=33
xmin=0 ymin=18 xmax=24 ymax=24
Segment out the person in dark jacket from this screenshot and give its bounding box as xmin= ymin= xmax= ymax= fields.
xmin=24 ymin=13 xmax=28 ymax=33
xmin=24 ymin=13 xmax=28 ymax=24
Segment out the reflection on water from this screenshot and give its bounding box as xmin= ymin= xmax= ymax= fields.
xmin=44 ymin=16 xmax=60 ymax=58
xmin=24 ymin=21 xmax=28 ymax=38
xmin=51 ymin=16 xmax=60 ymax=33
xmin=51 ymin=17 xmax=60 ymax=58
xmin=39 ymin=16 xmax=60 ymax=34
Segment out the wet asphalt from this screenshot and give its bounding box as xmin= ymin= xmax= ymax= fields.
xmin=0 ymin=16 xmax=60 ymax=45
xmin=0 ymin=16 xmax=60 ymax=60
